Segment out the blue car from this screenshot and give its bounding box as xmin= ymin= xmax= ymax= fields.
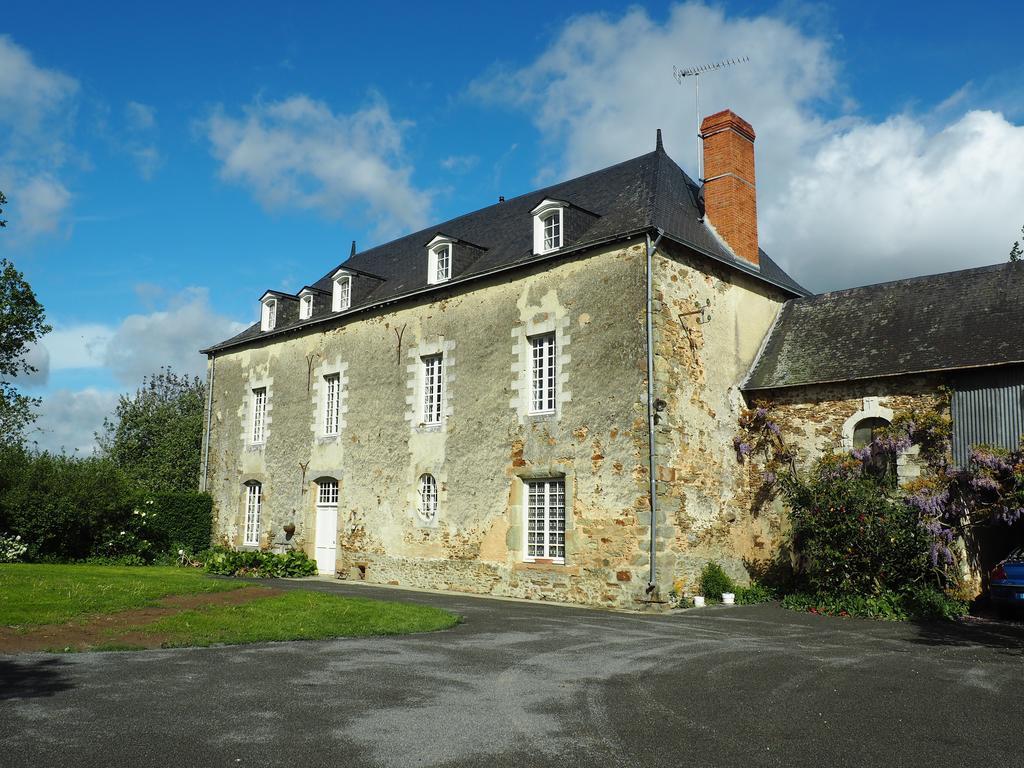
xmin=991 ymin=548 xmax=1024 ymax=617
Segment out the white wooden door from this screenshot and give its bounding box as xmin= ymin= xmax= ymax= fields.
xmin=314 ymin=505 xmax=337 ymax=575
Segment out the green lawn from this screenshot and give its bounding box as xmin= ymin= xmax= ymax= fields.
xmin=0 ymin=563 xmax=244 ymax=627
xmin=135 ymin=591 xmax=460 ymax=647
xmin=0 ymin=564 xmax=461 ymax=650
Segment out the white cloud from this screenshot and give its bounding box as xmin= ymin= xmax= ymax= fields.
xmin=440 ymin=154 xmax=479 ymax=173
xmin=0 ymin=35 xmax=78 ymax=238
xmin=30 ymin=388 xmax=120 ymax=455
xmin=40 ymin=288 xmax=246 ymax=387
xmin=471 ymin=2 xmax=1024 ymax=291
xmin=125 ymin=101 xmax=156 ymax=132
xmin=204 ymin=94 xmax=431 ymax=239
xmin=44 ymin=323 xmax=114 ymax=370
xmin=764 ymin=110 xmax=1024 ymax=290
xmin=103 ymin=287 xmax=245 ymax=385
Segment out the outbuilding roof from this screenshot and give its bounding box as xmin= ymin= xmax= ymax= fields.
xmin=203 ymin=142 xmax=808 ymax=354
xmin=744 ymin=261 xmax=1024 ymax=391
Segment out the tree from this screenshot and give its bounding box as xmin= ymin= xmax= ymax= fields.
xmin=97 ymin=368 xmax=206 ymax=493
xmin=0 ymin=256 xmax=51 ymax=445
xmin=1011 ymin=224 xmax=1023 ymax=262
xmin=0 ymin=190 xmax=7 ymax=227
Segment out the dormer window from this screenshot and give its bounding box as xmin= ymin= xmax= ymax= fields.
xmin=260 ymin=296 xmax=277 ymax=331
xmin=332 ymin=272 xmax=352 ymax=312
xmin=299 ymin=292 xmax=314 ymax=320
xmin=427 ymin=235 xmax=454 ymax=284
xmin=531 ymin=199 xmax=566 ymax=255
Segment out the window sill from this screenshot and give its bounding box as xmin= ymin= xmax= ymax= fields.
xmin=515 ymin=561 xmax=577 ymax=575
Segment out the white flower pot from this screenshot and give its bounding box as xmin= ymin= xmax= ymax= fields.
xmin=722 ymin=592 xmax=735 ymax=605
xmin=693 ymin=595 xmax=706 ymax=607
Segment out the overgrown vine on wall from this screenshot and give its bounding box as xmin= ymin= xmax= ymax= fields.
xmin=735 ymin=389 xmax=1024 ymax=590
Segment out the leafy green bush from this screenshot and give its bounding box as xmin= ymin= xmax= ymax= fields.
xmin=140 ymin=492 xmax=213 ymax=554
xmin=781 ymin=587 xmax=967 ymax=621
xmin=699 ymin=562 xmax=735 ymax=602
xmin=0 ymin=449 xmax=135 ymax=561
xmin=781 ymin=456 xmax=929 ymax=596
xmin=733 ymin=582 xmax=775 ymax=605
xmin=0 ymin=446 xmax=213 ymax=563
xmin=202 ymin=547 xmax=317 ymax=578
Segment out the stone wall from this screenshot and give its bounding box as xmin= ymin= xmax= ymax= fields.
xmin=649 ymin=240 xmax=791 ymax=595
xmin=203 ymin=240 xmax=657 ymax=608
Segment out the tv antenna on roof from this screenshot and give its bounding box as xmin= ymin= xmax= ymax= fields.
xmin=673 ymin=56 xmax=749 ymax=180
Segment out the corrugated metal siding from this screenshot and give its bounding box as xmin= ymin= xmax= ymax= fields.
xmin=952 ymin=366 xmax=1024 ymax=466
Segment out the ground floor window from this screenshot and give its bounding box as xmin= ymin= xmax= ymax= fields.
xmin=418 ymin=474 xmax=438 ymax=521
xmin=243 ymin=481 xmax=261 ymax=546
xmin=525 ymin=479 xmax=565 ymax=562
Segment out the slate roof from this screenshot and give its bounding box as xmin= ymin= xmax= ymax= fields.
xmin=203 ymin=143 xmax=808 ymax=354
xmin=744 ymin=261 xmax=1024 ymax=391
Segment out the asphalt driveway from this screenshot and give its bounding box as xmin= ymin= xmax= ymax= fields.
xmin=2 ymin=578 xmax=1023 ymax=767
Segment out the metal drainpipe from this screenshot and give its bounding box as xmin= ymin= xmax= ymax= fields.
xmin=201 ymin=354 xmax=216 ymax=493
xmin=645 ymin=229 xmax=665 ymax=595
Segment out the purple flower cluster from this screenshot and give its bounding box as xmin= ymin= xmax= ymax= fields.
xmin=762 ymin=471 xmax=777 ymax=485
xmin=905 ymin=489 xmax=949 ymax=517
xmin=969 ymin=448 xmax=1012 ymax=473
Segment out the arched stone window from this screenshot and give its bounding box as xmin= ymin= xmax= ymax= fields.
xmin=418 ymin=474 xmax=438 ymax=522
xmin=852 ymin=417 xmax=891 ymax=449
xmin=840 ymin=397 xmax=894 ymax=450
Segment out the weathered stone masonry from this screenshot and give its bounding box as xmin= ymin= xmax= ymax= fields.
xmin=206 ymin=242 xmax=664 ymax=607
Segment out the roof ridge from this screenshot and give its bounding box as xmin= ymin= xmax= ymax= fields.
xmin=801 ymin=260 xmax=1023 ymax=302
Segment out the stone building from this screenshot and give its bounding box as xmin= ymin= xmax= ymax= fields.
xmin=200 ymin=107 xmax=1022 ymax=607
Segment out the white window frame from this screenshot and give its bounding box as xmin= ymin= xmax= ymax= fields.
xmin=333 ymin=272 xmax=353 ymax=312
xmin=243 ymin=482 xmax=261 ymax=546
xmin=317 ymin=478 xmax=339 ymax=506
xmin=418 ymin=474 xmax=438 ymax=521
xmin=299 ymin=292 xmax=314 ymax=320
xmin=251 ymin=387 xmax=267 ymax=444
xmin=426 ymin=235 xmax=454 ymax=284
xmin=323 ymin=373 xmax=341 ymax=436
xmin=421 ymin=354 xmax=444 ymax=425
xmin=524 ymin=478 xmax=566 ymax=563
xmin=260 ymin=297 xmax=277 ymax=331
xmin=531 ymin=199 xmax=566 ymax=255
xmin=529 ymin=333 xmax=557 ymax=414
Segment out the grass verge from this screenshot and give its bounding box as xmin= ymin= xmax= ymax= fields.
xmin=0 ymin=564 xmax=243 ymax=627
xmin=132 ymin=590 xmax=460 ymax=647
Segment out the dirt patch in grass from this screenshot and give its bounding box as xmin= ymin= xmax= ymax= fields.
xmin=0 ymin=586 xmax=281 ymax=653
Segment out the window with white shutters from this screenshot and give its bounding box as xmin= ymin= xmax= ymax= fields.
xmin=530 ymin=333 xmax=557 ymax=414
xmin=422 ymin=355 xmax=443 ymax=424
xmin=323 ymin=374 xmax=341 ymax=436
xmin=251 ymin=387 xmax=267 ymax=443
xmin=243 ymin=482 xmax=261 ymax=546
xmin=525 ymin=479 xmax=566 ymax=562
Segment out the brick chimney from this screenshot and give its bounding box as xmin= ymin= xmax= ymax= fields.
xmin=700 ymin=109 xmax=758 ymax=267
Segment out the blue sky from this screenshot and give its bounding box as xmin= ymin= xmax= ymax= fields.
xmin=3 ymin=1 xmax=1024 ymax=453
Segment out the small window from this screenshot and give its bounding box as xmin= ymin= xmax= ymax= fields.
xmin=251 ymin=387 xmax=267 ymax=444
xmin=432 ymin=245 xmax=451 ymax=283
xmin=422 ymin=354 xmax=443 ymax=424
xmin=299 ymin=293 xmax=314 ymax=320
xmin=317 ymin=479 xmax=339 ymax=506
xmin=418 ymin=474 xmax=437 ymax=521
xmin=333 ymin=274 xmax=352 ymax=311
xmin=323 ymin=374 xmax=341 ymax=436
xmin=531 ymin=199 xmax=567 ymax=255
xmin=525 ymin=479 xmax=565 ymax=562
xmin=543 ymin=212 xmax=561 ymax=251
xmin=530 ymin=333 xmax=557 ymax=414
xmin=260 ymin=298 xmax=277 ymax=331
xmin=243 ymin=482 xmax=261 ymax=546
xmin=853 ymin=417 xmax=890 ymax=449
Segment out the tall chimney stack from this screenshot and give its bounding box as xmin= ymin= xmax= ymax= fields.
xmin=700 ymin=109 xmax=758 ymax=267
